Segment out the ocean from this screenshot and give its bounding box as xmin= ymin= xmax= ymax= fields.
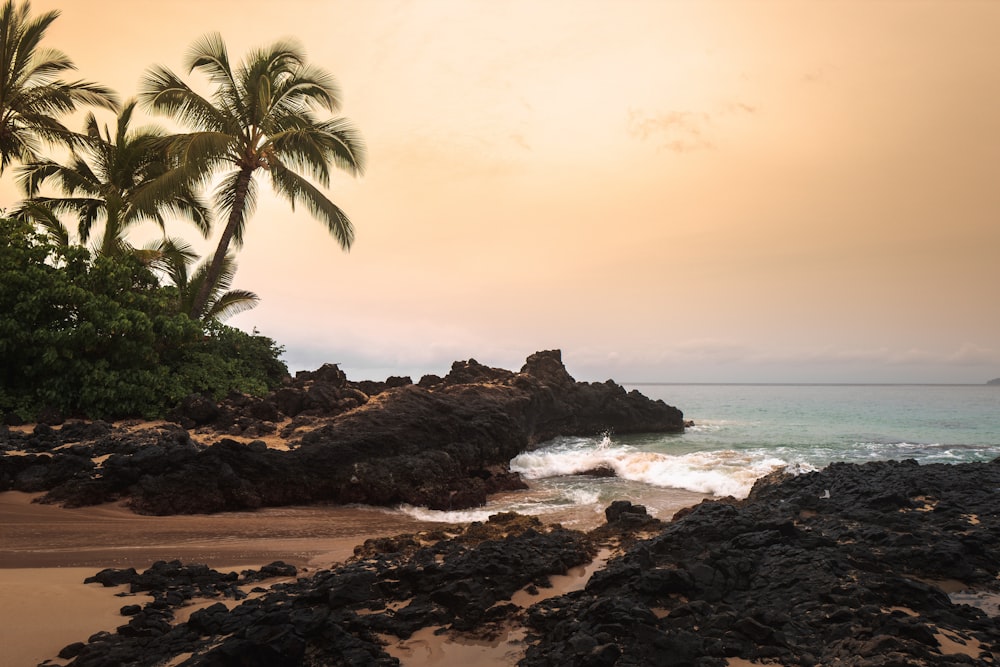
xmin=398 ymin=384 xmax=1000 ymax=529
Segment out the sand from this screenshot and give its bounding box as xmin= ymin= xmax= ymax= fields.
xmin=0 ymin=489 xmax=633 ymax=666
xmin=0 ymin=568 xmax=154 ymax=667
xmin=0 ymin=491 xmax=445 ymax=666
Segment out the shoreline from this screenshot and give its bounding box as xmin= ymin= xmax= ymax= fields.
xmin=0 ymin=491 xmax=445 ymax=666
xmin=0 ymin=491 xmax=650 ymax=667
xmin=1 ymin=487 xmax=681 ymax=667
xmin=0 ymin=491 xmax=447 ymax=570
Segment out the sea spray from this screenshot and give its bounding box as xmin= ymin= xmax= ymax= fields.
xmin=509 ymin=436 xmax=794 ymax=498
xmin=402 ymin=384 xmax=1000 ymax=527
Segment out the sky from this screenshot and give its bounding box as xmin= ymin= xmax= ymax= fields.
xmin=9 ymin=0 xmax=1000 ymax=384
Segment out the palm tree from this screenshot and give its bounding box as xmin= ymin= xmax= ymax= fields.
xmin=154 ymin=238 xmax=259 ymax=322
xmin=139 ymin=33 xmax=365 ymax=319
xmin=0 ymin=0 xmax=118 ymax=174
xmin=14 ymin=99 xmax=211 ymax=257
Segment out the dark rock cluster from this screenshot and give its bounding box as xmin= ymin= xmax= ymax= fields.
xmin=56 ymin=513 xmax=594 ymax=667
xmin=523 ymin=459 xmax=1000 ymax=666
xmin=0 ymin=350 xmax=685 ymax=514
xmin=48 ymin=460 xmax=1000 ymax=666
xmin=167 ymin=349 xmax=685 ymax=444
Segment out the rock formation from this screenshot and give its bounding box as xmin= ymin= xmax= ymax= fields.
xmin=0 ymin=350 xmax=685 ymax=514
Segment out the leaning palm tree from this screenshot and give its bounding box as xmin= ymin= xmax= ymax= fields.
xmin=14 ymin=99 xmax=211 ymax=257
xmin=0 ymin=0 xmax=118 ymax=174
xmin=154 ymin=237 xmax=259 ymax=322
xmin=139 ymin=33 xmax=365 ymax=319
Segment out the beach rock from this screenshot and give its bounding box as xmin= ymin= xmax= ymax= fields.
xmin=13 ymin=350 xmax=684 ymax=514
xmin=48 ymin=461 xmax=1000 ymax=665
xmin=167 ymin=394 xmax=220 ymax=428
xmin=604 ymin=499 xmax=656 ymax=526
xmin=60 ymin=513 xmax=593 ymax=667
xmin=523 ymin=460 xmax=1000 ymax=666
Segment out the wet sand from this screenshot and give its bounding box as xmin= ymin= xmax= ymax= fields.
xmin=0 ymin=491 xmax=445 ymax=570
xmin=0 ymin=492 xmax=446 ymax=666
xmin=1 ymin=567 xmax=154 ymax=667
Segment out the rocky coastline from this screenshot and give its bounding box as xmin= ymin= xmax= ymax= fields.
xmin=31 ymin=459 xmax=1000 ymax=666
xmin=0 ymin=350 xmax=685 ymax=514
xmin=4 ymin=351 xmax=1000 ymax=665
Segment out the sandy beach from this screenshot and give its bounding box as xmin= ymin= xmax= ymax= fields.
xmin=0 ymin=491 xmax=639 ymax=666
xmin=0 ymin=491 xmax=444 ymax=666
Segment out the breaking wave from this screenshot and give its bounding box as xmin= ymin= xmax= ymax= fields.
xmin=510 ymin=437 xmax=800 ymax=499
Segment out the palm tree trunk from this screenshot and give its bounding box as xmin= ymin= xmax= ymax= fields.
xmin=189 ymin=167 xmax=254 ymax=319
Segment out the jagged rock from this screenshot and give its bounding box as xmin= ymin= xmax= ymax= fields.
xmin=604 ymin=499 xmax=652 ymax=524
xmin=167 ymin=394 xmax=220 ymax=428
xmin=524 ymin=460 xmax=1000 ymax=666
xmin=58 ymin=514 xmax=594 ymax=666
xmin=43 ymin=461 xmax=1000 ymax=666
xmin=10 ymin=350 xmax=684 ymax=514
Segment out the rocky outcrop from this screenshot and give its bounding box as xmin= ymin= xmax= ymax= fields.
xmin=51 ymin=460 xmax=1000 ymax=666
xmin=57 ymin=514 xmax=594 ymax=667
xmin=1 ymin=350 xmax=684 ymax=514
xmin=165 ymin=349 xmax=684 ymax=444
xmin=523 ymin=459 xmax=1000 ymax=665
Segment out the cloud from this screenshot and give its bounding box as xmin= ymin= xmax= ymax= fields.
xmin=947 ymin=344 xmax=1000 ymax=366
xmin=753 ymin=345 xmax=1000 ymax=368
xmin=723 ymin=102 xmax=757 ymax=115
xmin=626 ymin=101 xmax=756 ymax=153
xmin=800 ymin=64 xmax=834 ymax=85
xmin=627 ymin=109 xmax=714 ymax=153
xmin=508 ymin=132 xmax=532 ymax=151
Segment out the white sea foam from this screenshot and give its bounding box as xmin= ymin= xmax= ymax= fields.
xmin=684 ymin=420 xmax=728 ymax=434
xmin=396 ymin=505 xmax=502 ymax=523
xmin=510 ymin=442 xmax=793 ymax=498
xmin=394 ymin=485 xmax=603 ymax=524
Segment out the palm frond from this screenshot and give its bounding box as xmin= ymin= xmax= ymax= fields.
xmin=140 ymin=66 xmax=228 ymax=133
xmin=204 ymin=288 xmax=259 ymax=321
xmin=185 ymin=32 xmax=235 ymax=89
xmin=165 ymin=131 xmax=237 ymax=172
xmin=269 ymin=165 xmax=354 ymax=249
xmin=144 ymin=236 xmax=198 ymax=286
xmin=182 ymin=251 xmax=257 ymax=321
xmin=268 ymin=119 xmax=365 ymax=185
xmin=0 ymin=0 xmax=119 ymax=171
xmin=10 ymin=200 xmax=70 ymax=247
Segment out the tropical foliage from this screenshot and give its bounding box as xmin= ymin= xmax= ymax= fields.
xmin=0 ymin=217 xmax=286 ymax=421
xmin=0 ymin=0 xmax=118 ymax=172
xmin=140 ymin=33 xmax=365 ymax=318
xmin=13 ymin=99 xmax=211 ymax=256
xmin=0 ymin=5 xmax=366 ymax=421
xmin=154 ymin=238 xmax=259 ymax=321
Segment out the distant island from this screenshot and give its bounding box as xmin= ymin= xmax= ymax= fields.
xmin=989 ymin=378 xmax=1000 ymax=385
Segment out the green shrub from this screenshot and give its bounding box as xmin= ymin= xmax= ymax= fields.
xmin=0 ymin=218 xmax=288 ymax=421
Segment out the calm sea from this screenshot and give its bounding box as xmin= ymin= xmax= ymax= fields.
xmin=398 ymin=384 xmax=1000 ymax=528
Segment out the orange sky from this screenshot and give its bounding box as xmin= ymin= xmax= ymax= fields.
xmin=12 ymin=0 xmax=1000 ymax=382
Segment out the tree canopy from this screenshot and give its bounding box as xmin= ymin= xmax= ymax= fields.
xmin=0 ymin=217 xmax=287 ymax=421
xmin=140 ymin=33 xmax=365 ymax=318
xmin=0 ymin=7 xmax=369 ymax=421
xmin=0 ymin=0 xmax=118 ymax=173
xmin=13 ymin=99 xmax=211 ymax=256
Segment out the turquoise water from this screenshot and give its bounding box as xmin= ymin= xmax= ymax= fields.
xmin=400 ymin=384 xmax=1000 ymax=527
xmin=642 ymin=383 xmax=1000 ymax=465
